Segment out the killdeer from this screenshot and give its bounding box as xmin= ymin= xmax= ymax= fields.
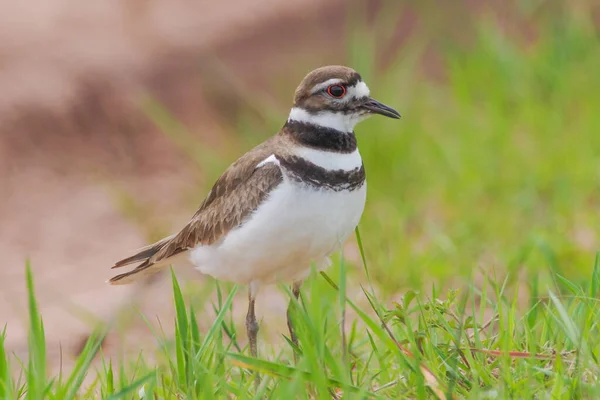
xmin=109 ymin=65 xmax=400 ymax=358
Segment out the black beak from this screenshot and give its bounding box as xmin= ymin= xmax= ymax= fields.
xmin=363 ymin=98 xmax=401 ymax=119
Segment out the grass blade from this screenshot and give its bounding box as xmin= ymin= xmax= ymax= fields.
xmin=25 ymin=261 xmax=47 ymax=400
xmin=105 ymin=371 xmax=155 ymax=400
xmin=0 ymin=326 xmax=15 ymax=399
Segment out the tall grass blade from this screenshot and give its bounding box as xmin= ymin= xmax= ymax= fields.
xmin=25 ymin=261 xmax=47 ymax=400
xmin=591 ymin=252 xmax=600 ymax=298
xmin=0 ymin=326 xmax=15 ymax=399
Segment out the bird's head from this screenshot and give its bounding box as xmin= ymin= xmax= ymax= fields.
xmin=289 ymin=65 xmax=400 ymax=132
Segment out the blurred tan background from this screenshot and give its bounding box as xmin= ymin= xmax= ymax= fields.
xmin=0 ymin=0 xmax=388 ymax=371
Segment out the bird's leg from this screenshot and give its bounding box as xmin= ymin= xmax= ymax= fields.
xmin=286 ymin=280 xmax=303 ymax=360
xmin=245 ymin=283 xmax=261 ymax=387
xmin=246 ymin=286 xmax=259 ymax=358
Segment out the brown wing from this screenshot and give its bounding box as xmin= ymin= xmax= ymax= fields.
xmin=153 ymin=160 xmax=283 ymax=257
xmin=109 ymin=140 xmax=284 ymax=284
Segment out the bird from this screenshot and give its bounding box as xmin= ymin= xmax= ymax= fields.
xmin=108 ymin=65 xmax=400 ymax=358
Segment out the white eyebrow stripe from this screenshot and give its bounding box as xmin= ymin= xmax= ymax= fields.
xmin=347 ymin=81 xmax=370 ymax=98
xmin=311 ymin=78 xmax=344 ymax=93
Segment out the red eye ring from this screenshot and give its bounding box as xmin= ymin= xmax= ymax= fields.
xmin=327 ymin=84 xmax=346 ymax=98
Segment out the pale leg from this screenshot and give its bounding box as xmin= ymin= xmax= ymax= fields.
xmin=245 ymin=284 xmax=260 ymax=358
xmin=286 ymin=280 xmax=303 ymax=356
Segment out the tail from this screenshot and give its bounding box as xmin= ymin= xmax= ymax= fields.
xmin=108 ymin=235 xmax=177 ymax=285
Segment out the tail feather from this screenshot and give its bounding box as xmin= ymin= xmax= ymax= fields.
xmin=111 ymin=235 xmax=175 ymax=269
xmin=108 ymin=260 xmax=169 ymax=285
xmin=108 ymin=234 xmax=179 ymax=285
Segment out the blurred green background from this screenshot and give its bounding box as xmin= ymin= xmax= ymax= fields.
xmin=349 ymin=1 xmax=600 ymax=292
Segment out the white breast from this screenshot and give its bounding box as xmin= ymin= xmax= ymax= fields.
xmin=188 ymin=176 xmax=367 ymax=286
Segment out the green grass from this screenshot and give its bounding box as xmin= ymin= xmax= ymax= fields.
xmin=3 ymin=253 xmax=600 ymax=398
xmin=4 ymin=2 xmax=600 ymax=398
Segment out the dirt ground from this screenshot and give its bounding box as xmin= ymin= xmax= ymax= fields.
xmin=0 ymin=0 xmax=365 ymax=374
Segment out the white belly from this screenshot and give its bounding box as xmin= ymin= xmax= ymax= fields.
xmin=188 ymin=180 xmax=367 ymax=285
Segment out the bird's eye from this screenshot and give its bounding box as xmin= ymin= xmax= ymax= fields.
xmin=326 ymin=84 xmax=346 ymax=98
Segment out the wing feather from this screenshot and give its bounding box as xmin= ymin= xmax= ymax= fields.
xmin=109 ymin=142 xmax=283 ymax=285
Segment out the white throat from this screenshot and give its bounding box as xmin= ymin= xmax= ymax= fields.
xmin=288 ymin=108 xmax=367 ymax=133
